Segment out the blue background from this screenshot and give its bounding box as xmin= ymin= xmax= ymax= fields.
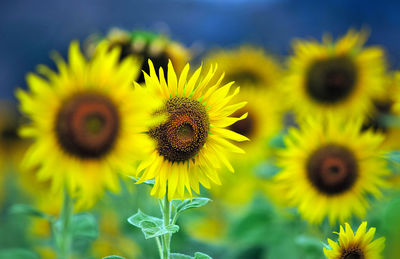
xmin=1 ymin=0 xmax=400 ymax=100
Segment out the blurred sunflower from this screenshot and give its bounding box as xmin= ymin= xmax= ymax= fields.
xmin=16 ymin=41 xmax=158 ymax=208
xmin=135 ymin=60 xmax=249 ymax=200
xmin=324 ymin=222 xmax=385 ymax=259
xmin=204 ymin=46 xmax=282 ymax=92
xmin=86 ymin=28 xmax=190 ymax=83
xmin=205 ymin=87 xmax=283 ymax=206
xmin=275 ymin=115 xmax=389 ymax=224
xmin=285 ymin=30 xmax=387 ymax=119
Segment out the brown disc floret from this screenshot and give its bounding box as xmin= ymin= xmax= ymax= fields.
xmin=306 ymin=144 xmax=358 ymax=195
xmin=149 ymin=97 xmax=209 ymax=162
xmin=55 ymin=93 xmax=120 ymax=159
xmin=306 ymin=56 xmax=358 ymax=104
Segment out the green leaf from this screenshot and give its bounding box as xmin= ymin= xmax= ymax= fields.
xmin=170 ymin=253 xmax=193 ymax=259
xmin=129 ymin=176 xmax=155 ymax=186
xmin=103 ymin=256 xmax=125 ymax=259
xmin=171 ymin=198 xmax=211 ymax=215
xmin=170 ymin=252 xmax=212 ymax=259
xmin=9 ymin=204 xmax=51 ymax=219
xmin=128 ymin=210 xmax=179 ymax=239
xmin=70 ymin=213 xmax=98 ymax=240
xmin=0 ymin=249 xmax=39 ymax=259
xmin=194 ymin=252 xmax=212 ymax=259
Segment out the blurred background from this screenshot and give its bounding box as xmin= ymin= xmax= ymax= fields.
xmin=2 ymin=1 xmax=400 ymax=259
xmin=2 ymin=0 xmax=400 ymax=99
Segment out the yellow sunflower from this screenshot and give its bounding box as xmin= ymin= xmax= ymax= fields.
xmin=86 ymin=28 xmax=190 ymax=84
xmin=274 ymin=114 xmax=389 ymax=224
xmin=16 ymin=41 xmax=158 ymax=208
xmin=324 ymin=222 xmax=385 ymax=259
xmin=204 ymin=46 xmax=282 ymax=92
xmin=285 ymin=29 xmax=387 ymax=119
xmin=135 ymin=60 xmax=249 ymax=200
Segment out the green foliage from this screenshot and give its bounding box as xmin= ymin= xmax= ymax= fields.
xmin=128 ymin=210 xmax=179 ymax=239
xmin=103 ymin=256 xmax=125 ymax=259
xmin=170 ymin=252 xmax=212 ymax=259
xmin=70 ymin=213 xmax=98 ymax=240
xmin=171 ymin=198 xmax=211 ymax=215
xmin=255 ymin=160 xmax=281 ymax=179
xmin=9 ymin=204 xmax=52 ymax=220
xmin=0 ymin=249 xmax=39 ymax=259
xmin=268 ymin=132 xmax=286 ymax=148
xmin=383 ymin=151 xmax=400 ymax=164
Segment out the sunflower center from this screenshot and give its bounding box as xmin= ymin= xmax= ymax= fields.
xmin=149 ymin=97 xmax=209 ymax=162
xmin=137 ymin=50 xmax=169 ymax=83
xmin=342 ymin=248 xmax=364 ymax=259
xmin=55 ymin=93 xmax=120 ymax=159
xmin=306 ymin=145 xmax=358 ymax=195
xmin=225 ymin=70 xmax=261 ymax=85
xmin=229 ymin=109 xmax=255 ymax=138
xmin=109 ymin=40 xmax=170 ymax=84
xmin=1 ymin=126 xmax=19 ymax=142
xmin=306 ymin=56 xmax=357 ymax=103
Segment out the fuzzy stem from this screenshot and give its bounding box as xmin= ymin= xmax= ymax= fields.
xmin=161 ymin=194 xmax=171 ymax=259
xmin=56 ymin=190 xmax=73 ymax=259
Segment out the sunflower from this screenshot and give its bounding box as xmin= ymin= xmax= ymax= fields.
xmin=274 ymin=115 xmax=389 ymax=224
xmin=324 ymin=222 xmax=385 ymax=259
xmin=16 ymin=41 xmax=158 ymax=208
xmin=285 ymin=30 xmax=387 ymax=119
xmin=135 ymin=60 xmax=249 ymax=200
xmin=86 ymin=28 xmax=190 ymax=84
xmin=204 ymin=46 xmax=282 ymax=92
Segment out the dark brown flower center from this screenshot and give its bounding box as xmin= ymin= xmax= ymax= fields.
xmin=225 ymin=70 xmax=261 ymax=86
xmin=306 ymin=145 xmax=358 ymax=195
xmin=108 ymin=40 xmax=169 ymax=84
xmin=229 ymin=108 xmax=255 ymax=138
xmin=55 ymin=93 xmax=120 ymax=159
xmin=341 ymin=247 xmax=364 ymax=259
xmin=149 ymin=97 xmax=209 ymax=162
xmin=306 ymin=56 xmax=357 ymax=103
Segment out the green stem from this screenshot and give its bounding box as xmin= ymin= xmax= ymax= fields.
xmin=155 ymin=237 xmax=163 ymax=259
xmin=162 ymin=194 xmax=171 ymax=259
xmin=56 ymin=190 xmax=73 ymax=259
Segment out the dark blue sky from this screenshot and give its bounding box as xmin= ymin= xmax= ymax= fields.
xmin=1 ymin=0 xmax=400 ymax=100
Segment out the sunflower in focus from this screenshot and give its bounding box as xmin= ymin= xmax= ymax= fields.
xmin=86 ymin=28 xmax=190 ymax=83
xmin=324 ymin=222 xmax=385 ymax=259
xmin=275 ymin=115 xmax=389 ymax=224
xmin=17 ymin=41 xmax=158 ymax=208
xmin=204 ymin=46 xmax=282 ymax=92
xmin=135 ymin=60 xmax=249 ymax=200
xmin=285 ymin=30 xmax=387 ymax=119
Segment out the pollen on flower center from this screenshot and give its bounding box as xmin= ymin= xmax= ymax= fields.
xmin=55 ymin=93 xmax=120 ymax=159
xmin=306 ymin=56 xmax=357 ymax=103
xmin=306 ymin=144 xmax=358 ymax=195
xmin=149 ymin=97 xmax=209 ymax=162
